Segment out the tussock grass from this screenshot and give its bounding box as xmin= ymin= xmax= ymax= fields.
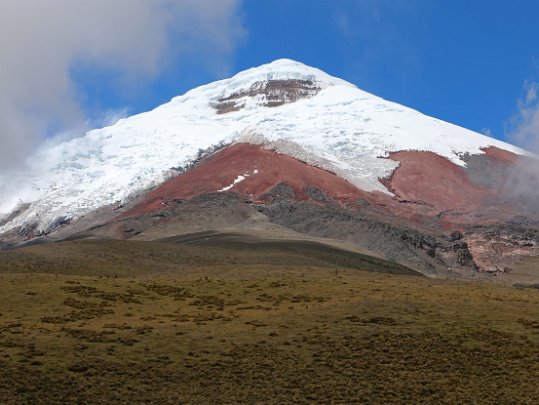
xmin=0 ymin=241 xmax=537 ymax=403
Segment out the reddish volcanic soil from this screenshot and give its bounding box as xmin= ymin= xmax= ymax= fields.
xmin=120 ymin=143 xmax=521 ymax=229
xmin=382 ymin=149 xmax=526 ymax=228
xmin=121 ymin=143 xmax=370 ymax=218
xmin=481 ymin=146 xmax=520 ymax=164
xmin=385 ymin=151 xmax=491 ymax=212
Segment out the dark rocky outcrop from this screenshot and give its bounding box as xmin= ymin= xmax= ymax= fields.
xmin=213 ymin=80 xmax=321 ymax=114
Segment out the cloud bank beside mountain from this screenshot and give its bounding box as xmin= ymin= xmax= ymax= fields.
xmin=0 ymin=0 xmax=245 ymax=171
xmin=501 ymin=80 xmax=539 ymax=213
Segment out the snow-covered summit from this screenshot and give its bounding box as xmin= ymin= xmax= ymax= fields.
xmin=190 ymin=58 xmax=356 ymax=97
xmin=0 ymin=59 xmax=527 ymax=234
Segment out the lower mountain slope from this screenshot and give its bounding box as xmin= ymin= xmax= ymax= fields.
xmin=18 ymin=142 xmax=531 ymax=280
xmin=3 ymin=141 xmax=538 ymax=281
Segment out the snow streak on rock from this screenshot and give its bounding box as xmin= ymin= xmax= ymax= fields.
xmin=217 ymin=170 xmax=258 ymax=192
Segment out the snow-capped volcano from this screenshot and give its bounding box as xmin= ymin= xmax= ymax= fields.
xmin=0 ymin=59 xmax=528 ymax=235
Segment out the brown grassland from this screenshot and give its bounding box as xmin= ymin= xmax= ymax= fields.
xmin=0 ymin=239 xmax=537 ymax=404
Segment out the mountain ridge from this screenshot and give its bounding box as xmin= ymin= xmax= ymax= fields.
xmin=0 ymin=59 xmax=526 ymax=234
xmin=1 ymin=59 xmax=538 ymax=279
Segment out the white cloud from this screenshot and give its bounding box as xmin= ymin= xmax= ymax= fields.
xmin=0 ymin=0 xmax=245 ymax=170
xmin=501 ymin=80 xmax=539 ymax=214
xmin=481 ymin=128 xmax=492 ymax=137
xmin=507 ymin=80 xmax=539 ymax=152
xmin=525 ymin=81 xmax=538 ymax=104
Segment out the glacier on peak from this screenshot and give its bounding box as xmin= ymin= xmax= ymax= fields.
xmin=0 ymin=59 xmax=527 ymax=235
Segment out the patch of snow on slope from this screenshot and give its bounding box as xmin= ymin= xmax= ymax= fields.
xmin=0 ymin=59 xmax=528 ymax=234
xmin=218 ymin=175 xmax=245 ymax=192
xmin=218 ymin=170 xmax=259 ymax=192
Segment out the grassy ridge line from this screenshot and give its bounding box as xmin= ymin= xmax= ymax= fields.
xmin=0 ymin=238 xmax=420 ymax=277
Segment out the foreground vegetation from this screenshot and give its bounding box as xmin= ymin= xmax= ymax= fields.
xmin=0 ymin=240 xmax=537 ymax=403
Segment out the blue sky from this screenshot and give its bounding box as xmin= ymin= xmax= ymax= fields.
xmin=87 ymin=0 xmax=539 ymax=144
xmin=243 ymin=0 xmax=539 ymax=144
xmin=2 ymin=0 xmax=539 ymax=169
xmin=78 ymin=0 xmax=539 ymax=145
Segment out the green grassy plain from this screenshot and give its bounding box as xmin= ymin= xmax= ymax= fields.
xmin=0 ymin=240 xmax=537 ymax=404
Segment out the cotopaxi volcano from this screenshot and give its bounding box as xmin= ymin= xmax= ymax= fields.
xmin=1 ymin=59 xmax=538 ymax=278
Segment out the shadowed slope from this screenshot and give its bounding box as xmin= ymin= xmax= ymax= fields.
xmin=0 ymin=235 xmax=420 ymax=277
